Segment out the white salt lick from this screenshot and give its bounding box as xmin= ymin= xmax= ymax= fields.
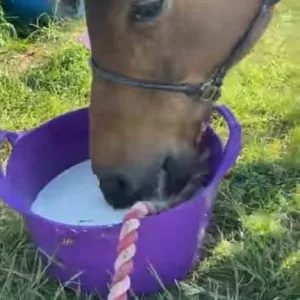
xmin=31 ymin=160 xmax=130 ymax=226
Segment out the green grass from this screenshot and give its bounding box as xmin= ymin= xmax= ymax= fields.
xmin=0 ymin=1 xmax=300 ymax=299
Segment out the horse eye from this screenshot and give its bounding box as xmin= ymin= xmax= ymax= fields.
xmin=131 ymin=0 xmax=165 ymax=23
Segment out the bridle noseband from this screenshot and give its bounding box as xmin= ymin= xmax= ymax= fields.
xmin=89 ymin=0 xmax=280 ymax=103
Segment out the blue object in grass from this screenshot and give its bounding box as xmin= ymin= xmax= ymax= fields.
xmin=3 ymin=0 xmax=54 ymax=20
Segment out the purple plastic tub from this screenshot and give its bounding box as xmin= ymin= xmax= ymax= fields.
xmin=0 ymin=105 xmax=241 ymax=297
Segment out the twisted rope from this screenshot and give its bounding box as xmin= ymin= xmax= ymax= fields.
xmin=107 ymin=202 xmax=157 ymax=300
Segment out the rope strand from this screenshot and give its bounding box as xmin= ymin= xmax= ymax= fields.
xmin=107 ymin=202 xmax=157 ymax=300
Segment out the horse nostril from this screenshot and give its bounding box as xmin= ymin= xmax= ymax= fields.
xmin=100 ymin=175 xmax=132 ymax=198
xmin=118 ymin=177 xmax=129 ymax=192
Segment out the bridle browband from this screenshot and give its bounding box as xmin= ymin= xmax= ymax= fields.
xmin=89 ymin=0 xmax=280 ymax=103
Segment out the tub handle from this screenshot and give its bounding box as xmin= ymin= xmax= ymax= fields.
xmin=209 ymin=105 xmax=242 ymax=190
xmin=0 ymin=130 xmax=20 ymax=179
xmin=0 ymin=130 xmax=27 ymax=214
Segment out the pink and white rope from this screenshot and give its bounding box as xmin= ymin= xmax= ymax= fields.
xmin=107 ymin=202 xmax=157 ymax=300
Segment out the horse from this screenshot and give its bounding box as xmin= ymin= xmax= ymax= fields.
xmin=83 ymin=0 xmax=280 ymax=209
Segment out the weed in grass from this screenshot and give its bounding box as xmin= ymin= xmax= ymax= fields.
xmin=0 ymin=7 xmax=17 ymax=48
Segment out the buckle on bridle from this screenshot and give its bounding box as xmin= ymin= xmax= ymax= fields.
xmin=200 ymin=83 xmax=221 ymax=102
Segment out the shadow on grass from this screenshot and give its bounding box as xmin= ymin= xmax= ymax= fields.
xmin=192 ymin=230 xmax=300 ymax=300
xmin=208 ymin=133 xmax=300 ymax=235
xmin=191 ymin=141 xmax=300 ymax=299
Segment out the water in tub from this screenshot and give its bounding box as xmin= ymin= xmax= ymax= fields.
xmin=31 ymin=160 xmax=130 ymax=226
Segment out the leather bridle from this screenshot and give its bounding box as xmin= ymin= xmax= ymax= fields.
xmin=89 ymin=0 xmax=280 ymax=103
